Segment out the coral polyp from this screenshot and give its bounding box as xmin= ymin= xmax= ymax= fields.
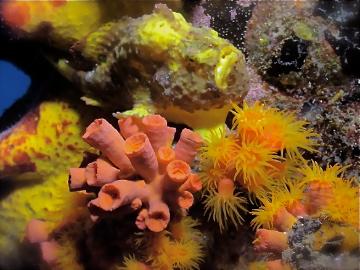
xmin=231 ymin=102 xmax=318 ymax=158
xmin=118 ymin=256 xmax=149 ymax=270
xmin=204 ymin=178 xmax=247 ymax=232
xmin=232 ymin=141 xmax=280 ymax=190
xmin=199 ymin=162 xmax=227 ymax=191
xmin=299 ymin=161 xmax=347 ymax=186
xmin=199 ymin=128 xmax=238 ymax=167
xmin=323 ymin=178 xmax=359 ymax=228
xmin=231 ymin=102 xmax=270 ymax=140
xmin=140 ymin=217 xmax=204 ymax=270
xmin=199 ymin=102 xmax=317 ymax=232
xmin=168 ymin=217 xmax=202 ymax=243
xmin=250 ymin=193 xmax=287 ymax=230
xmin=250 ymin=160 xmax=359 ymax=269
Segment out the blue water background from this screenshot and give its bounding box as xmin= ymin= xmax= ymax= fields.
xmin=0 ymin=60 xmax=31 ymax=116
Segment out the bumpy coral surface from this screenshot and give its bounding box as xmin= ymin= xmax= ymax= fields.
xmin=70 ymin=114 xmax=203 ymax=232
xmin=0 ymin=101 xmax=92 ymax=268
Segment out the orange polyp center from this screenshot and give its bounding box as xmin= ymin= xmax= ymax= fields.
xmin=243 ymin=149 xmax=262 ymax=168
xmin=262 ymin=125 xmax=284 ymax=151
xmin=217 ymin=178 xmax=235 ymax=196
xmin=274 ymin=207 xmax=297 ymax=231
xmin=2 ymin=2 xmax=31 ymax=28
xmin=243 ymin=110 xmax=265 ymax=124
xmin=125 ymin=133 xmax=147 ymax=154
xmin=158 ymin=146 xmax=175 ymax=163
xmin=242 ymin=129 xmax=258 ymax=142
xmin=143 ymin=115 xmax=167 ymax=128
xmin=167 ymin=160 xmax=190 ymax=183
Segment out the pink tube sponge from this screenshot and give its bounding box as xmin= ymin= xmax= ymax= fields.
xmin=70 ymin=115 xmax=203 ymax=232
xmin=83 ymin=118 xmax=134 ymax=177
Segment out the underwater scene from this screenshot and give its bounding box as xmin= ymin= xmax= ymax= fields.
xmin=0 ymin=0 xmax=359 ymax=269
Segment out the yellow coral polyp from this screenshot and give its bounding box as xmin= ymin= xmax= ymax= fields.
xmin=231 ymin=102 xmax=269 ymax=140
xmin=261 ymin=113 xmax=318 ymax=158
xmin=204 ymin=179 xmax=247 ymax=232
xmin=231 ymin=102 xmax=317 ymax=159
xmin=322 ymin=178 xmax=359 ymax=228
xmin=251 ymin=193 xmax=284 ymax=230
xmin=169 ymin=240 xmax=204 ymax=270
xmin=233 ymin=141 xmax=280 ymax=190
xmin=119 ymin=255 xmax=149 ymax=270
xmin=199 ymin=128 xmax=239 ymax=167
xmin=215 ymin=46 xmax=240 ymax=90
xmin=169 ymin=217 xmax=201 ymax=243
xmin=274 ymin=179 xmax=305 ymax=208
xmin=199 ymin=161 xmax=226 ymax=190
xmin=299 ymin=161 xmax=347 ymax=186
xmin=251 ymin=178 xmax=306 ymax=230
xmin=148 ymin=231 xmax=204 ymax=270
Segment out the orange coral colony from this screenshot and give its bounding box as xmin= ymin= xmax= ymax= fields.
xmin=199 ymin=102 xmax=318 ymax=231
xmin=69 ymin=114 xmax=203 ymax=232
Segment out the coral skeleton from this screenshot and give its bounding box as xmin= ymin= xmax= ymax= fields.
xmin=69 ymin=114 xmax=203 ymax=232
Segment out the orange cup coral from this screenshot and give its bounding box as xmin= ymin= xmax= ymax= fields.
xmin=199 ymin=102 xmax=318 ymax=232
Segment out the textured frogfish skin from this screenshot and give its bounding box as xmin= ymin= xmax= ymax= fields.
xmin=59 ymin=5 xmax=248 ymax=129
xmin=0 ymin=101 xmax=92 ymax=268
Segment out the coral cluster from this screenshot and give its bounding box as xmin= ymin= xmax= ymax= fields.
xmin=249 ymin=149 xmax=359 ymax=269
xmin=250 ymin=162 xmax=359 ymax=269
xmin=0 ymin=1 xmax=359 ymax=269
xmin=199 ymin=101 xmax=358 ymax=268
xmin=123 ymin=217 xmax=205 ymax=270
xmin=69 ymin=114 xmax=203 ymax=232
xmin=199 ymin=101 xmax=317 ymax=232
xmin=25 ymin=213 xmax=204 ymax=270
